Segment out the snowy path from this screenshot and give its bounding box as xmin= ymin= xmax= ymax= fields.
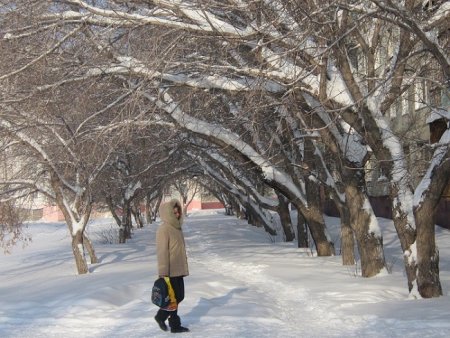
xmin=1 ymin=211 xmax=450 ymax=337
xmin=182 ymin=214 xmax=365 ymax=337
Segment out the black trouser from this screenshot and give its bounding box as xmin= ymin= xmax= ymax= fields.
xmin=155 ymin=277 xmax=185 ymax=328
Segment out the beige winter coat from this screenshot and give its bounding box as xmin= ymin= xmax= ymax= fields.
xmin=156 ymin=199 xmax=189 ymax=277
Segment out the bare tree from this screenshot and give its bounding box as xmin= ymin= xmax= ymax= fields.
xmin=173 ymin=178 xmax=200 ymax=216
xmin=95 ymin=128 xmax=182 ymax=242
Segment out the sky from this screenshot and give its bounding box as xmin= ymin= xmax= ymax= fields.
xmin=1 ymin=210 xmax=450 ymax=338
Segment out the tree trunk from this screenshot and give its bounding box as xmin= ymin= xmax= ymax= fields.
xmin=306 ymin=215 xmax=335 ymax=256
xmin=245 ymin=201 xmax=277 ymax=236
xmin=221 ymin=192 xmax=233 ymax=215
xmin=345 ymin=178 xmax=386 ymax=277
xmin=296 ymin=202 xmax=335 ymax=255
xmin=118 ymin=200 xmax=129 ymax=244
xmin=119 ymin=227 xmax=126 ymax=244
xmin=415 ymin=208 xmax=442 ymax=297
xmin=72 ymin=230 xmax=88 ymax=274
xmin=246 ymin=205 xmax=261 ymax=228
xmin=49 ymin=173 xmax=92 ymax=275
xmin=336 ymin=204 xmax=355 ymax=266
xmin=132 ymin=204 xmax=144 ymax=228
xmin=106 ymin=195 xmax=122 ymax=227
xmin=414 ymin=193 xmax=444 ymax=297
xmin=411 ymin=148 xmax=448 ymax=297
xmin=154 ymin=194 xmax=163 ymax=221
xmin=355 ymin=231 xmax=385 ymax=277
xmin=145 ymin=192 xmax=154 ymax=224
xmin=225 ymin=205 xmax=233 ymax=215
xmin=182 ymin=196 xmax=188 ymax=217
xmin=248 ymin=212 xmax=255 ymax=226
xmin=390 ymin=184 xmax=418 ymax=293
xmin=121 ymin=200 xmax=133 ymax=241
xmin=296 ymin=209 xmax=308 ymax=248
xmin=83 ymin=233 xmax=98 ymax=264
xmin=304 ymin=179 xmax=335 ymax=256
xmin=394 ymin=221 xmax=417 ymax=291
xmin=145 ymin=202 xmax=153 ymax=224
xmin=276 ymin=192 xmax=295 ymax=242
xmin=230 ymin=198 xmax=245 ymax=219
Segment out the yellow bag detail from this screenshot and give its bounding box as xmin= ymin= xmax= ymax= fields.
xmin=163 ymin=277 xmax=178 ymax=311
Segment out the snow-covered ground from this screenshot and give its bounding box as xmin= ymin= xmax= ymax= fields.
xmin=1 ymin=210 xmax=450 ymax=337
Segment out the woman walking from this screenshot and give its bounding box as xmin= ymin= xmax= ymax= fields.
xmin=154 ymin=199 xmax=190 ymax=333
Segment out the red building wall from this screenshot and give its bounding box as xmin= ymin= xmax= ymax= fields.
xmin=42 ymin=206 xmax=65 ymax=222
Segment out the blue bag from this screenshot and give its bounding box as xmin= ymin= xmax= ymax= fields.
xmin=151 ymin=277 xmax=170 ymax=308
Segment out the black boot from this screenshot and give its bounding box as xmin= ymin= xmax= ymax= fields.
xmin=171 ymin=326 xmax=189 ymax=333
xmin=154 ymin=316 xmax=168 ymax=331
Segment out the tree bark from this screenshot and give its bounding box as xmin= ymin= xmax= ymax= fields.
xmin=154 ymin=194 xmax=163 ymax=221
xmin=72 ymin=230 xmax=88 ymax=274
xmin=121 ymin=200 xmax=133 ymax=241
xmin=336 ymin=204 xmax=356 ymax=266
xmin=304 ymin=179 xmax=335 ymax=256
xmin=306 ymin=214 xmax=335 ymax=256
xmin=391 ymin=189 xmax=418 ymax=292
xmin=415 ymin=206 xmax=442 ymax=297
xmin=132 ymin=204 xmax=144 ymax=228
xmin=182 ymin=195 xmax=188 ymax=217
xmin=345 ymin=176 xmax=386 ymax=277
xmin=106 ymin=195 xmax=122 ymax=227
xmin=412 ymin=150 xmax=449 ymax=297
xmin=276 ymin=192 xmax=295 ymax=242
xmin=83 ymin=233 xmax=98 ymax=264
xmin=145 ymin=195 xmax=153 ymax=224
xmin=295 ymin=208 xmax=309 ymax=248
xmin=50 ymin=173 xmax=92 ymax=274
xmin=244 ymin=201 xmax=277 ymax=236
xmin=230 ymin=198 xmax=245 ymax=219
xmin=269 ymin=181 xmax=332 ymax=254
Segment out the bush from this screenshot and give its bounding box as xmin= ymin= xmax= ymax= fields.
xmin=91 ymin=225 xmax=120 ymax=245
xmin=0 ymin=202 xmax=31 ymax=253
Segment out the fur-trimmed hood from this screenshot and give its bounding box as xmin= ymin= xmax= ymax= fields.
xmin=159 ymin=199 xmax=183 ymax=229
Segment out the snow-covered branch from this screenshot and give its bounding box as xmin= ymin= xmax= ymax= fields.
xmin=204 ymin=149 xmax=278 ymax=209
xmin=147 ymin=90 xmax=308 ymax=204
xmin=49 ymin=1 xmax=256 ymax=37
